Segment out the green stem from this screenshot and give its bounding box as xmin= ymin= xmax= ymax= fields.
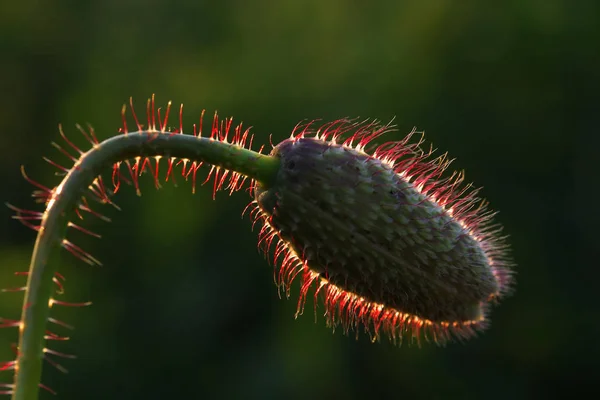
xmin=12 ymin=132 xmax=279 ymax=400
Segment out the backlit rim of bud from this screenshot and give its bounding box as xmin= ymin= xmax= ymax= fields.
xmin=248 ymin=118 xmax=514 ymax=345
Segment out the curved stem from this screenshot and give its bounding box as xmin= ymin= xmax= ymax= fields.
xmin=12 ymin=132 xmax=280 ymax=400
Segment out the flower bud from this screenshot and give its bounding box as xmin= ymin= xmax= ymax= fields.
xmin=253 ymin=120 xmax=513 ymax=344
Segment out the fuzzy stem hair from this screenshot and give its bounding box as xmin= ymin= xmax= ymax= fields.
xmin=11 ymin=132 xmax=279 ymax=400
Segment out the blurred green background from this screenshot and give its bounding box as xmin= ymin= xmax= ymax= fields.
xmin=1 ymin=1 xmax=597 ymax=399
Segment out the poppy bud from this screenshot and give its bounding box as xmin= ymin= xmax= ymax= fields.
xmin=253 ymin=120 xmax=513 ymax=344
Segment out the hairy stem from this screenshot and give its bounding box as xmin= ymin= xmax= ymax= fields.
xmin=12 ymin=132 xmax=279 ymax=400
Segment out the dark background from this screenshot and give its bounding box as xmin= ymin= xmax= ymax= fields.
xmin=1 ymin=1 xmax=597 ymax=399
